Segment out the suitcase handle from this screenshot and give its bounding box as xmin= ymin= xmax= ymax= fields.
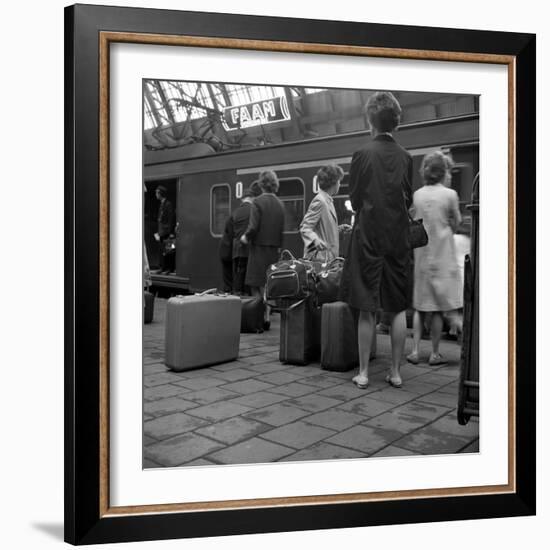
xmin=197 ymin=288 xmax=219 ymax=296
xmin=279 ymin=249 xmax=296 ymax=261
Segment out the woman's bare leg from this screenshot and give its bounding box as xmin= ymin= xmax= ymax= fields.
xmin=430 ymin=312 xmax=444 ymax=356
xmin=411 ymin=310 xmax=424 ymax=356
xmin=389 ymin=310 xmax=407 ymax=379
xmin=357 ymin=310 xmax=375 ymax=380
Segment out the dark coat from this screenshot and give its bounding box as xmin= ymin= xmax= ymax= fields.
xmin=157 ymin=199 xmax=175 ymax=238
xmin=218 ymin=215 xmax=234 ymax=261
xmin=340 ymin=134 xmax=413 ymax=313
xmin=231 ymin=200 xmax=253 ymax=258
xmin=244 ymin=193 xmax=285 ymax=246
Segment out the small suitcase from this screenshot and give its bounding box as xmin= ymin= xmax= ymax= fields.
xmin=165 ymin=290 xmax=241 ymax=371
xmin=279 ymin=297 xmax=320 ymax=365
xmin=240 ymin=295 xmax=265 ymax=333
xmin=321 ymin=302 xmax=378 ymax=371
xmin=144 ymin=291 xmax=155 ymax=324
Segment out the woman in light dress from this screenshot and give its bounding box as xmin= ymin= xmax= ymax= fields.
xmin=407 ymin=151 xmax=462 ymax=366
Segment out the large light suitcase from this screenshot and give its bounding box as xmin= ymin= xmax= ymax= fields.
xmin=279 ymin=298 xmax=320 ymax=365
xmin=321 ymin=302 xmax=377 ymax=371
xmin=165 ymin=291 xmax=241 ymax=371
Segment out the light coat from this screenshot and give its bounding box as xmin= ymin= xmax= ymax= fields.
xmin=300 ymin=189 xmax=339 ymax=260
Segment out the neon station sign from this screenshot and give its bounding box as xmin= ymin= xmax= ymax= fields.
xmin=222 ymin=96 xmax=291 ymax=131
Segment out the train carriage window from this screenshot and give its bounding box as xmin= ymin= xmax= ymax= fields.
xmin=278 ymin=178 xmax=305 ymax=233
xmin=210 ymin=184 xmax=231 ymax=237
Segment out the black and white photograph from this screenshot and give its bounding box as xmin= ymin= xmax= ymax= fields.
xmin=142 ymin=80 xmax=480 ymax=468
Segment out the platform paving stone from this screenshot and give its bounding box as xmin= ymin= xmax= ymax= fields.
xmin=304 ymin=409 xmax=367 ymax=431
xmin=243 ymin=402 xmax=312 ymax=427
xmin=433 ymin=365 xmax=461 ymax=378
xmin=220 ymin=379 xmax=275 ymax=395
xmin=259 ymin=421 xmax=336 ymax=449
xmin=144 ymin=412 xmax=210 ymax=440
xmin=144 ymin=363 xmax=170 ymax=375
xmin=268 ymin=382 xmax=316 ymax=398
xmin=302 ymin=374 xmax=345 ymax=389
xmin=260 ymin=371 xmax=308 ymax=385
xmin=390 ymin=400 xmax=452 ymax=423
xmin=396 ymin=427 xmax=473 ymax=455
xmin=185 ymin=401 xmax=253 ymax=422
xmin=144 ymin=384 xmax=189 ymax=402
xmin=208 ymin=368 xmax=260 ymax=382
xmin=417 ymin=391 xmax=458 ymax=408
xmin=399 ymin=364 xmax=434 ymax=379
xmin=207 ymin=437 xmax=294 ymax=465
xmin=145 ymin=432 xmax=224 ymax=467
xmin=371 ymin=445 xmax=418 ymax=457
xmin=179 ymin=387 xmax=240 ymax=405
xmin=316 ymin=382 xmax=377 ymax=401
xmin=396 ymin=378 xmax=441 ymax=395
xmin=337 ymin=395 xmax=398 ymax=418
xmin=438 ymin=381 xmax=460 ymax=395
xmin=208 ymin=360 xmax=252 ymax=372
xmin=279 ymin=442 xmax=366 ymax=462
xmin=195 ymin=417 xmax=272 ymax=445
xmin=143 ymin=435 xmax=157 ymax=446
xmin=415 ymin=372 xmax=457 ymax=387
xmin=172 ymin=376 xmax=228 ymax=391
xmin=245 ymin=362 xmax=290 ymax=374
xmin=228 ymin=391 xmax=288 ymax=409
xmin=459 ymin=438 xmax=479 ymax=453
xmin=284 ymin=394 xmax=343 ymax=413
xmin=184 ymin=458 xmax=217 ymax=466
xmin=363 ymin=407 xmax=435 ymax=435
xmin=325 ymin=425 xmax=401 ymax=455
xmin=426 ymin=412 xmax=480 ymax=440
xmin=143 ymin=458 xmax=162 ymax=468
xmin=367 ymin=387 xmax=420 ymax=406
xmin=288 ymin=366 xmax=326 ymax=378
xmin=144 ymin=396 xmax=199 ymax=418
xmin=238 ymin=354 xmax=278 ymax=365
xmin=144 ymin=372 xmax=185 ymax=388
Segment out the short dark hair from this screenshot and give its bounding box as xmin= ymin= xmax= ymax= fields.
xmin=156 ymin=185 xmax=167 ymax=197
xmin=258 ymin=170 xmax=279 ymax=193
xmin=316 ymin=164 xmax=344 ymax=191
xmin=420 ymin=151 xmax=454 ymax=185
xmin=364 ymin=91 xmax=402 ymax=133
xmin=243 ymin=180 xmax=262 ymax=198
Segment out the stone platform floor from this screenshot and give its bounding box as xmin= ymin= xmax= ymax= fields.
xmin=143 ymin=298 xmax=478 ymax=468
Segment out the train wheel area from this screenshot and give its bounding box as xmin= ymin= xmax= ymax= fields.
xmin=143 ymin=298 xmax=478 ymax=468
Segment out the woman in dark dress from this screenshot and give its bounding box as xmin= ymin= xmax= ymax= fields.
xmin=340 ymin=92 xmax=413 ymax=389
xmin=240 ymin=170 xmax=285 ymax=328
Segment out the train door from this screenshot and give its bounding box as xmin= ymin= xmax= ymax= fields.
xmin=144 ymin=178 xmax=177 ymax=270
xmin=176 ymin=171 xmax=236 ymax=291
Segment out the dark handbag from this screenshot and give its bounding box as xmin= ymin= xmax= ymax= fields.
xmin=265 ymin=249 xmax=316 ymax=301
xmin=315 ymin=256 xmax=345 ymax=306
xmin=408 ymin=216 xmax=428 ymax=249
xmin=163 ymin=236 xmax=177 ymax=255
xmin=403 ymin=186 xmax=428 ymax=249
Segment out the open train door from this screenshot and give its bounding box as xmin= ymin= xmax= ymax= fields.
xmin=144 ymin=179 xmax=177 ymax=270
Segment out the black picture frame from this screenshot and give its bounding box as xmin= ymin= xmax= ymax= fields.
xmin=65 ymin=3 xmax=536 ymax=545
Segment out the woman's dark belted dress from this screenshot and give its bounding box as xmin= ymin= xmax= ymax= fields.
xmin=340 ymin=134 xmax=413 ymax=313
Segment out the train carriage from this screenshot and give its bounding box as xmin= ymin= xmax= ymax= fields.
xmin=144 ymin=113 xmax=478 ymax=293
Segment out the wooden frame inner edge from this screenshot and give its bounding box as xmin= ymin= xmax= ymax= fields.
xmin=98 ymin=31 xmax=516 ymax=517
